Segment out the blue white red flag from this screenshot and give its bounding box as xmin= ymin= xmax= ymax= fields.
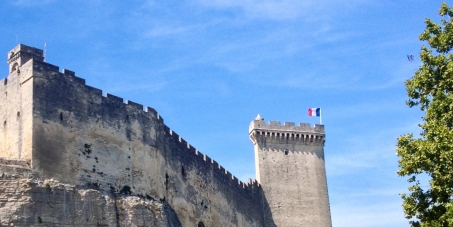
xmin=308 ymin=108 xmax=321 ymax=117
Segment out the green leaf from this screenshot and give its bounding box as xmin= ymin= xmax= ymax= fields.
xmin=398 ymin=3 xmax=453 ymax=226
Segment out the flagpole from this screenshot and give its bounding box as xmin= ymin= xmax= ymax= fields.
xmin=320 ymin=108 xmax=322 ymax=125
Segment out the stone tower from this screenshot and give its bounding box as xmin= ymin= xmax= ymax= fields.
xmin=249 ymin=115 xmax=331 ymax=227
xmin=0 ymin=44 xmax=41 ymax=160
xmin=7 ymin=44 xmax=44 ymax=74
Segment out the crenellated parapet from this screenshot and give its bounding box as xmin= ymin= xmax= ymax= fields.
xmin=163 ymin=126 xmax=260 ymax=195
xmin=22 ymin=56 xmax=266 ymax=214
xmin=3 ymin=44 xmax=262 ymax=201
xmin=249 ymin=114 xmax=325 ymax=146
xmin=34 ymin=63 xmax=260 ymax=197
xmin=29 ymin=61 xmax=165 ymax=124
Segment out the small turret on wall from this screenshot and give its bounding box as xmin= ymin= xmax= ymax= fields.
xmin=249 ymin=114 xmax=332 ymax=227
xmin=7 ymin=44 xmax=44 ymax=74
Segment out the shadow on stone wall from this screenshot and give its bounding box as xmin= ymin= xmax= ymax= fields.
xmin=163 ymin=204 xmax=183 ymax=227
xmin=261 ymin=189 xmax=277 ymax=227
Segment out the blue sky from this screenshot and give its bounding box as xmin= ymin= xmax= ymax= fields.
xmin=0 ymin=1 xmax=449 ymax=226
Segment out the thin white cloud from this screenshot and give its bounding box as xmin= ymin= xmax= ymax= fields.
xmin=272 ymin=59 xmax=414 ymax=91
xmin=142 ymin=24 xmax=340 ymax=75
xmin=196 ymin=0 xmax=313 ymax=20
xmin=144 ymin=18 xmax=226 ymax=38
xmin=326 ymin=147 xmax=394 ymax=177
xmin=129 ymin=1 xmax=381 ymax=88
xmin=12 ymin=0 xmax=54 ymax=6
xmin=107 ymin=81 xmax=169 ymax=93
xmin=332 ymin=201 xmax=406 ymax=227
xmin=275 ymin=72 xmax=358 ymax=90
xmin=326 ymin=119 xmax=422 ymax=177
xmin=327 ymin=99 xmax=408 ymax=120
xmin=145 ymin=25 xmax=200 ymax=38
xmin=119 ymin=13 xmax=414 ymax=95
xmin=146 ymin=26 xmax=193 ymax=37
xmin=342 ymin=187 xmax=406 ymax=199
xmin=367 ymin=65 xmax=413 ymax=91
xmin=195 ymin=0 xmax=372 ymax=21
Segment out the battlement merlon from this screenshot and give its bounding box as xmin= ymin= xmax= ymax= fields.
xmin=249 ymin=114 xmax=324 ymax=135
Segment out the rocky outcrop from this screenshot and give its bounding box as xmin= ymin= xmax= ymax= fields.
xmin=0 ymin=164 xmax=181 ymax=227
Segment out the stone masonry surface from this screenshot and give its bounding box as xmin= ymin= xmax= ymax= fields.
xmin=0 ymin=44 xmax=332 ymax=227
xmin=249 ymin=116 xmax=331 ymax=226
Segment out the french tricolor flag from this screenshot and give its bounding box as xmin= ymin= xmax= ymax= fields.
xmin=308 ymin=108 xmax=321 ymax=117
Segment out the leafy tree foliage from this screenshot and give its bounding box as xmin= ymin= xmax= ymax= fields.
xmin=397 ymin=3 xmax=453 ymax=227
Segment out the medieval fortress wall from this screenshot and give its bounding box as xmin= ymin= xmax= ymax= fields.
xmin=1 ymin=45 xmax=264 ymax=226
xmin=0 ymin=44 xmax=331 ymax=227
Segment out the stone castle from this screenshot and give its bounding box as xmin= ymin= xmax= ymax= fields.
xmin=0 ymin=44 xmax=331 ymax=226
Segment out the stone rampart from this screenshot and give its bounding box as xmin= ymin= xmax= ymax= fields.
xmin=9 ymin=57 xmax=266 ymax=226
xmin=28 ymin=60 xmax=260 ymax=194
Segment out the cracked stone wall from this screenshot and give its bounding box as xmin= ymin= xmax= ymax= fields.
xmin=0 ymin=165 xmax=181 ymax=227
